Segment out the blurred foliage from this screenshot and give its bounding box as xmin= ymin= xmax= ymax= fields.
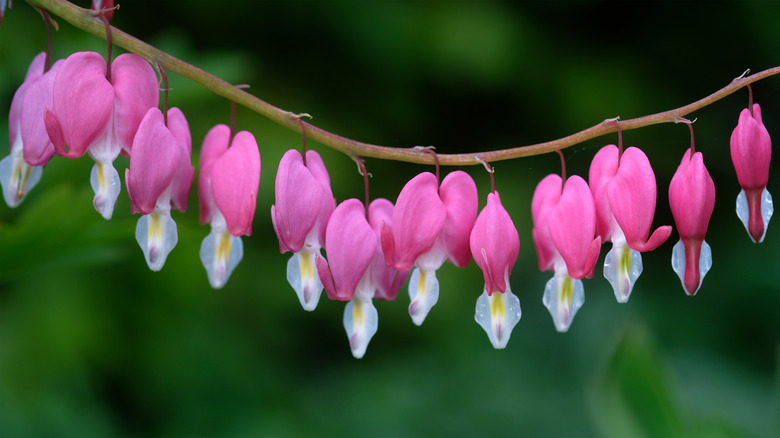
xmin=0 ymin=0 xmax=779 ymax=437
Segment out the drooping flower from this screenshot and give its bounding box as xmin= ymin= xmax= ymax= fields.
xmin=198 ymin=124 xmax=261 ymax=289
xmin=731 ymin=104 xmax=773 ymax=243
xmin=532 ymin=174 xmax=601 ymax=332
xmin=470 ymin=191 xmax=521 ymax=349
xmin=44 ymin=51 xmax=159 ymax=219
xmin=0 ymin=52 xmax=62 ymax=207
xmin=381 ymin=171 xmax=478 ymax=325
xmin=125 ymin=107 xmax=193 ymax=271
xmin=669 ymin=149 xmax=715 ymax=295
xmin=271 ymin=149 xmax=335 ymax=310
xmin=317 ymin=198 xmax=409 ymax=358
xmin=589 ymin=145 xmax=672 ymax=302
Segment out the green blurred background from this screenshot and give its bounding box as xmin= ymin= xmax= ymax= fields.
xmin=1 ymin=0 xmax=779 ymax=437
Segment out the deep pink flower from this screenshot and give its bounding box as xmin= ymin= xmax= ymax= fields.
xmin=44 ymin=51 xmax=158 ymax=219
xmin=317 ymin=198 xmax=409 ymax=358
xmin=591 ymin=146 xmax=672 ymax=251
xmin=532 ymin=174 xmax=601 ymax=279
xmin=199 ymin=125 xmax=261 ymax=237
xmin=270 ymin=149 xmax=335 ymax=310
xmin=198 ymin=124 xmax=260 ymax=289
xmin=589 ymin=145 xmax=672 ymax=303
xmin=0 ymin=52 xmax=62 ymax=207
xmin=471 ymin=192 xmax=519 ymax=295
xmin=469 ymin=191 xmax=521 ymax=349
xmin=317 ymin=199 xmax=377 ymax=302
xmin=381 ymin=172 xmax=446 ymax=271
xmin=125 ymin=107 xmax=193 ymax=272
xmin=532 ymin=174 xmax=600 ymax=332
xmin=272 ymin=149 xmax=334 ymax=254
xmin=669 ymin=148 xmax=715 ymax=295
xmin=731 ymin=104 xmax=772 ymax=243
xmin=380 ymin=170 xmax=477 ymax=325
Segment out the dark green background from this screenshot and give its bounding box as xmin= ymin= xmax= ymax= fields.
xmin=0 ymin=1 xmax=778 ymax=437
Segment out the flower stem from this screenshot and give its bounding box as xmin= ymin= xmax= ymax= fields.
xmin=25 ymin=0 xmax=780 ymax=166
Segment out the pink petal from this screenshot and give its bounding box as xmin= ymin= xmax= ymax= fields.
xmin=730 ymin=104 xmax=771 ymax=190
xmin=125 ymin=108 xmax=181 ymax=215
xmin=51 ymin=51 xmax=113 ymax=158
xmin=198 ymin=124 xmax=231 ymax=225
xmin=9 ymin=52 xmax=46 ymax=151
xmin=166 ymin=107 xmax=193 ymax=212
xmin=469 ymin=192 xmax=519 ymax=295
xmin=304 ymin=150 xmax=336 ymax=248
xmin=211 ymin=130 xmax=261 ymax=236
xmin=588 ymin=144 xmax=620 ymax=241
xmin=607 ymin=147 xmax=670 ymax=252
xmin=385 ymin=172 xmax=446 ymax=270
xmin=320 ymin=198 xmax=377 ymax=301
xmin=531 ymin=174 xmax=562 ymax=272
xmin=20 ymin=59 xmax=61 ymax=166
xmin=669 ymin=149 xmax=716 ymax=240
xmin=111 ymin=53 xmax=159 ymax=153
xmin=272 ymin=149 xmax=325 ymax=253
xmin=547 ymin=176 xmax=599 ymax=279
xmin=368 ymin=198 xmax=410 ymax=301
xmin=439 ymin=170 xmax=478 ymax=268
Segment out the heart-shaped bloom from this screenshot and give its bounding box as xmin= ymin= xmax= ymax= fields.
xmin=469 ymin=191 xmax=521 ymax=349
xmin=44 ymin=51 xmax=159 ymax=219
xmin=271 ymin=149 xmax=335 ymax=310
xmin=125 ymin=107 xmax=193 ymax=271
xmin=532 ymin=174 xmax=601 ymax=332
xmin=198 ymin=124 xmax=261 ymax=289
xmin=669 ymin=149 xmax=715 ymax=296
xmin=589 ymin=145 xmax=672 ymax=302
xmin=381 ymin=170 xmax=478 ymax=325
xmin=0 ymin=52 xmax=62 ymax=207
xmin=731 ymin=104 xmax=773 ymax=243
xmin=316 ymin=198 xmax=390 ymax=358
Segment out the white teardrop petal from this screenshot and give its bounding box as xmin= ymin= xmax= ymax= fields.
xmin=200 ymin=227 xmax=244 ymax=289
xmin=136 ymin=211 xmax=178 ymax=271
xmin=603 ymin=241 xmax=643 ymax=303
xmin=286 ymin=249 xmax=324 ymax=311
xmin=90 ymin=160 xmax=120 ymax=220
xmin=475 ymin=287 xmax=521 ymax=349
xmin=543 ymin=271 xmax=584 ymax=333
xmin=408 ymin=267 xmax=439 ymax=326
xmin=0 ymin=148 xmax=42 ymax=208
xmin=343 ymin=297 xmax=378 ymax=359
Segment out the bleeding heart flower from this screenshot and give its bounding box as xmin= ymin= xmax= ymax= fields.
xmin=731 ymin=104 xmax=773 ymax=243
xmin=381 ymin=170 xmax=478 ymax=325
xmin=0 ymin=52 xmax=62 ymax=207
xmin=198 ymin=124 xmax=261 ymax=288
xmin=44 ymin=51 xmax=159 ymax=219
xmin=589 ymin=145 xmax=672 ymax=302
xmin=125 ymin=107 xmax=193 ymax=271
xmin=532 ymin=174 xmax=600 ymax=332
xmin=316 ymin=198 xmax=382 ymax=359
xmin=469 ymin=191 xmax=521 ymax=349
xmin=669 ymin=148 xmax=715 ymax=296
xmin=271 ymin=149 xmax=335 ymax=310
